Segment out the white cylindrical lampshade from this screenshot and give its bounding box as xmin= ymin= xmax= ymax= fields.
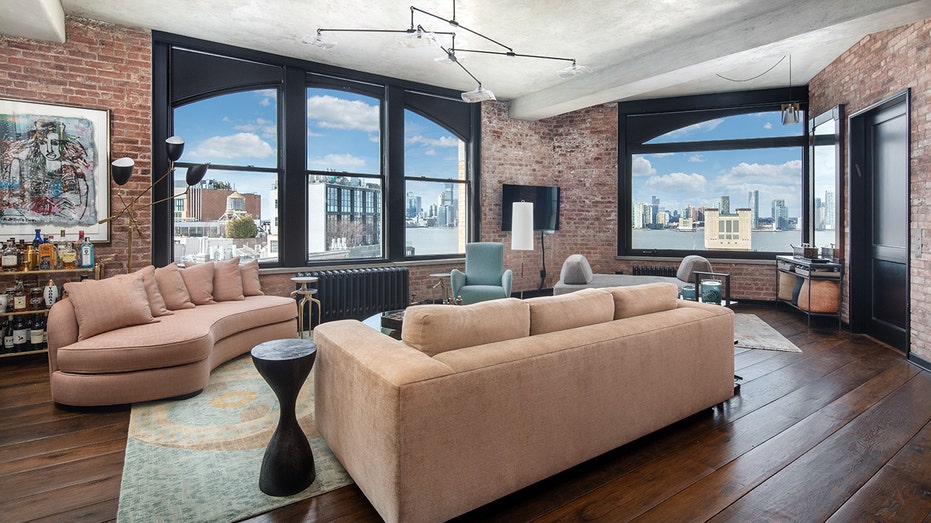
xmin=511 ymin=201 xmax=534 ymax=251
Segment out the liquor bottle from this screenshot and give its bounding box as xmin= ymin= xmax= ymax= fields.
xmin=79 ymin=230 xmax=95 ymax=269
xmin=25 ymin=244 xmax=36 ymax=271
xmin=38 ymin=235 xmax=56 ymax=270
xmin=32 ymin=229 xmax=43 ymax=250
xmin=2 ymin=317 xmax=13 ymax=353
xmin=12 ymin=281 xmax=27 ymax=312
xmin=11 ymin=315 xmax=27 ymax=353
xmin=59 ymin=230 xmax=77 ymax=269
xmin=30 ymin=314 xmax=45 ymax=352
xmin=0 ymin=318 xmax=8 ymax=355
xmin=1 ymin=240 xmax=18 ymax=272
xmin=16 ymin=240 xmax=26 ymax=271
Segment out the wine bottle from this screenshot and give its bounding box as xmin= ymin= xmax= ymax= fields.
xmin=30 ymin=314 xmax=45 ymax=351
xmin=0 ymin=318 xmax=8 ymax=354
xmin=12 ymin=315 xmax=27 ymax=353
xmin=2 ymin=318 xmax=13 ymax=353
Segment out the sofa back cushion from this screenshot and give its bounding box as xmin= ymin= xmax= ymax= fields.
xmin=213 ymin=258 xmax=245 ymax=302
xmin=402 ymin=298 xmax=530 ymax=356
xmin=64 ymin=271 xmax=156 ymax=340
xmin=240 ymin=259 xmax=264 ymax=296
xmin=180 ymin=262 xmax=216 ymax=305
xmin=154 ymin=263 xmax=195 ymax=310
xmin=138 ymin=265 xmax=172 ymax=317
xmin=527 ymin=288 xmax=614 ymax=335
xmin=609 ymin=282 xmax=679 ymax=319
xmin=559 ymin=254 xmax=594 ymax=284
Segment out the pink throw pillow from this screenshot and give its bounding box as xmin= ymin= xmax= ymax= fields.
xmin=213 ymin=257 xmax=245 ymax=301
xmin=138 ymin=265 xmax=172 ymax=316
xmin=64 ymin=271 xmax=155 ymax=340
xmin=240 ymin=259 xmax=263 ymax=296
xmin=180 ymin=262 xmax=216 ymax=305
xmin=154 ymin=262 xmax=195 ymax=310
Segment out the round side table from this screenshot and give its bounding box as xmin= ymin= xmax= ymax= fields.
xmin=290 ymin=276 xmax=321 ymax=338
xmin=251 ymin=338 xmax=317 ymax=496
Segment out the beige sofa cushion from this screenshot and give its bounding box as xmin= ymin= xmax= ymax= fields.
xmin=609 ymin=282 xmax=679 ymax=319
xmin=241 ymin=259 xmax=264 ymax=296
xmin=154 ymin=263 xmax=195 ymax=310
xmin=402 ymin=298 xmax=530 ymax=356
xmin=213 ymin=257 xmax=245 ymax=301
xmin=138 ymin=265 xmax=172 ymax=317
xmin=64 ymin=271 xmax=156 ymax=340
xmin=526 ymin=288 xmax=614 ymax=335
xmin=180 ymin=262 xmax=216 ymax=305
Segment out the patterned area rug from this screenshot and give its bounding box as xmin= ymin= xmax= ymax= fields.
xmin=735 ymin=313 xmax=803 ymax=353
xmin=117 ymin=354 xmax=353 ymax=523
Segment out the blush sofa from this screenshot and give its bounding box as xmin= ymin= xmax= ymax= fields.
xmin=313 ymin=282 xmax=734 ymax=523
xmin=47 ymin=258 xmax=297 ymax=406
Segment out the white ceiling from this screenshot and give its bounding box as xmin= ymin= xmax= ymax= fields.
xmin=2 ymin=0 xmax=931 ymax=120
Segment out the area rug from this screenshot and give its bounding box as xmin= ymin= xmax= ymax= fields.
xmin=734 ymin=313 xmax=802 ymax=353
xmin=117 ymin=354 xmax=353 ymax=523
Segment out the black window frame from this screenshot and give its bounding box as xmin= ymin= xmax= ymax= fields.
xmin=152 ymin=32 xmax=481 ymax=268
xmin=618 ymin=88 xmax=810 ymax=260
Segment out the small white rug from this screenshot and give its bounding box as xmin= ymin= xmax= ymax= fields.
xmin=734 ymin=313 xmax=802 ymax=353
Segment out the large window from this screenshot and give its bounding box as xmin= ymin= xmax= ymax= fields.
xmin=620 ymin=91 xmax=808 ymax=258
xmin=152 ymin=35 xmax=480 ymax=268
xmin=173 ymin=90 xmax=279 ymax=264
xmin=404 ymin=109 xmax=468 ymax=256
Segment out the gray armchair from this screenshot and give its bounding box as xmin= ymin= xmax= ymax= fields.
xmin=451 ymin=242 xmax=513 ymax=304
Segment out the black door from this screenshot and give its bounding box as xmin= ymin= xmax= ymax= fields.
xmin=849 ymin=92 xmax=909 ymax=351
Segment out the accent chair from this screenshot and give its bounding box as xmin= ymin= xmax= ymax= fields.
xmin=450 ymin=242 xmax=513 ymax=304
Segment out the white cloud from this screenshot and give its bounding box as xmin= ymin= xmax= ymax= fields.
xmin=646 ymin=172 xmax=707 ymax=193
xmin=721 ymin=160 xmax=802 ymax=184
xmin=313 ymin=153 xmax=366 ymax=168
xmin=191 ymin=133 xmax=274 ymax=159
xmin=662 ymin=118 xmax=724 ymax=138
xmin=408 ymin=134 xmax=458 ymax=148
xmin=688 ymin=154 xmax=705 ymax=163
xmin=763 ymin=122 xmax=773 ymax=129
xmin=307 ymin=95 xmax=379 ymax=132
xmin=632 ymin=156 xmax=656 ymax=177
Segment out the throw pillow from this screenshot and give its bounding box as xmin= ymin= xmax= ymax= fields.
xmin=154 ymin=262 xmax=195 ymax=310
xmin=213 ymin=257 xmax=245 ymax=301
xmin=240 ymin=259 xmax=264 ymax=296
xmin=180 ymin=262 xmax=216 ymax=305
xmin=560 ymin=254 xmax=594 ymax=285
xmin=65 ymin=271 xmax=155 ymax=340
xmin=610 ymin=282 xmax=679 ymax=319
xmin=137 ymin=265 xmax=172 ymax=317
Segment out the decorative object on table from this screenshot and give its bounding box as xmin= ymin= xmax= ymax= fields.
xmin=117 ymin=354 xmax=351 ymax=523
xmin=700 ymin=279 xmax=722 ymax=305
xmin=734 ymin=313 xmax=802 ymax=352
xmin=0 ymin=99 xmax=112 ymax=241
xmin=251 ymin=338 xmax=318 ymax=496
xmin=510 ymin=201 xmax=534 ymax=299
xmin=797 ymin=279 xmax=840 ymax=314
xmin=305 ymin=0 xmax=591 ymax=103
xmin=681 ymin=284 xmax=696 ymax=301
xmin=791 ymin=243 xmax=819 ymax=259
xmin=43 ymin=279 xmax=59 ymax=308
xmin=429 ymin=272 xmax=452 ymax=304
xmin=380 ymin=309 xmax=406 ymax=332
xmin=99 ymin=136 xmax=208 ymax=272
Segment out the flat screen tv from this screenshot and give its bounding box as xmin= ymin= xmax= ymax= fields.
xmin=501 ymin=183 xmax=560 ymax=231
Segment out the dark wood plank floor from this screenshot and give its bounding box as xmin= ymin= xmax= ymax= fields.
xmin=2 ymin=303 xmax=930 ymax=522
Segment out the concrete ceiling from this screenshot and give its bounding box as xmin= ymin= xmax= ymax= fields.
xmin=2 ymin=0 xmax=931 ymax=120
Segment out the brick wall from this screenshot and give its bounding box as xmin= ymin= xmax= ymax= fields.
xmin=809 ymin=18 xmax=931 ymax=362
xmin=0 ymin=17 xmax=152 ymax=275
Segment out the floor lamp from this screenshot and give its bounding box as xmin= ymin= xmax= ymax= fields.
xmin=511 ymin=201 xmax=534 ymax=299
xmin=99 ymin=136 xmax=209 ymax=272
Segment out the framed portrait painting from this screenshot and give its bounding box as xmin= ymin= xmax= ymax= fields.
xmin=0 ymin=99 xmax=110 ymax=241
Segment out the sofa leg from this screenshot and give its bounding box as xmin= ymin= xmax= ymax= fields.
xmin=169 ymin=389 xmax=204 ymax=401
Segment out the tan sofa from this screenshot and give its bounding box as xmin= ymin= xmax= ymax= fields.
xmin=313 ymin=282 xmax=734 ymax=523
xmin=47 ymin=258 xmax=296 ymax=406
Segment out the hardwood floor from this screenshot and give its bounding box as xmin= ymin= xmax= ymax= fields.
xmin=2 ymin=303 xmax=930 ymax=522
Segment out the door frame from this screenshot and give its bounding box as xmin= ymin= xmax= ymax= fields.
xmin=847 ymin=89 xmax=910 ymax=356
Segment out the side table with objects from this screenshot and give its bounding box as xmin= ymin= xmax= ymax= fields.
xmin=251 ymin=338 xmax=317 ymax=496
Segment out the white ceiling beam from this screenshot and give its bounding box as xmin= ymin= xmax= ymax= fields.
xmin=0 ymin=0 xmax=65 ymax=43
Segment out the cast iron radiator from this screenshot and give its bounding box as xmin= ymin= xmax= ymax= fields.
xmin=296 ymin=267 xmax=410 ymax=328
xmin=631 ymin=265 xmax=677 ymax=277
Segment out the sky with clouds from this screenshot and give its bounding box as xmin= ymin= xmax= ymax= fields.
xmin=633 ymin=111 xmax=805 ymax=219
xmin=173 ymin=88 xmax=461 ymax=220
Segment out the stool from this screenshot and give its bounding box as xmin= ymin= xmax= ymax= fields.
xmin=251 ymin=338 xmax=317 ymax=496
xmin=290 ymin=276 xmax=321 ymax=338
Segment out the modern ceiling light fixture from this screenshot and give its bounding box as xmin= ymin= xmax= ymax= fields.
xmin=305 ymin=0 xmax=592 ymax=103
xmin=781 ymin=54 xmax=801 ymax=125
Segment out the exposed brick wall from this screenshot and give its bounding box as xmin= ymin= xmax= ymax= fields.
xmin=809 ymin=18 xmax=931 ymax=362
xmin=0 ymin=17 xmax=152 ymax=276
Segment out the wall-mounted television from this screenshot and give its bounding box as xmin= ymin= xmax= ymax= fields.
xmin=501 ymin=183 xmax=561 ymax=231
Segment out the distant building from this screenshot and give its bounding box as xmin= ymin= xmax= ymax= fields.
xmin=720 ymin=195 xmax=730 ymax=215
xmin=748 ymin=190 xmax=759 ymax=228
xmin=772 ymin=199 xmax=789 ymax=230
xmin=704 ymin=208 xmax=752 ymax=250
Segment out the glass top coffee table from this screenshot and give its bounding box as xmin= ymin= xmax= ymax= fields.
xmin=362 ymin=309 xmax=405 ymax=339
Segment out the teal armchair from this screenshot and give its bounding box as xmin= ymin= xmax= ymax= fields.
xmin=450 ymin=242 xmax=513 ymax=304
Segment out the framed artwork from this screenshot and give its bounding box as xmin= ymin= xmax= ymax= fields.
xmin=0 ymin=99 xmax=110 ymax=242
